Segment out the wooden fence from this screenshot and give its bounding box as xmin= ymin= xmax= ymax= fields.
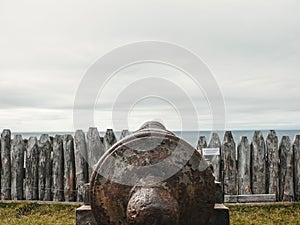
xmin=197 ymin=130 xmax=300 ymax=202
xmin=0 ymin=128 xmax=299 ymax=202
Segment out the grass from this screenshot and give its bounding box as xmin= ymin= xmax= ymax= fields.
xmin=0 ymin=201 xmax=299 ymax=224
xmin=227 ymin=202 xmax=300 ymax=225
xmin=0 ymin=201 xmax=80 ymax=225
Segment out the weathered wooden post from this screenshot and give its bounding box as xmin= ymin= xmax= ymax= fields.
xmin=120 ymin=129 xmax=130 ymax=140
xmin=266 ymin=130 xmax=279 ymax=199
xmin=38 ymin=134 xmax=52 ymax=201
xmin=103 ymin=129 xmax=117 ymax=151
xmin=63 ymin=134 xmax=76 ymax=202
xmin=208 ymin=133 xmax=222 ymax=182
xmin=1 ymin=129 xmax=11 ymax=200
xmin=74 ymin=130 xmax=89 ymax=202
xmin=197 ymin=136 xmax=207 ymax=155
xmin=52 ymin=135 xmax=64 ymax=201
xmin=251 ymin=131 xmax=266 ymax=194
xmin=279 ymin=136 xmax=294 ymax=201
xmin=26 ymin=137 xmax=39 ymax=200
xmin=294 ymin=135 xmax=300 ymax=201
xmin=222 ymin=131 xmax=236 ymax=195
xmin=11 ymin=134 xmax=25 ymax=200
xmin=87 ymin=128 xmax=105 ymax=177
xmin=237 ymin=136 xmax=251 ymax=195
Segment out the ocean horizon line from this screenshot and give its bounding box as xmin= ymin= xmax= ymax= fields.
xmin=9 ymin=128 xmax=300 ymax=134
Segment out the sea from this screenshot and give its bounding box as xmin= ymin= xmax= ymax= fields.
xmin=13 ymin=130 xmax=300 ymax=148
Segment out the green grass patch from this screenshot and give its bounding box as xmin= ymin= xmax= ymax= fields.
xmin=0 ymin=201 xmax=299 ymax=224
xmin=227 ymin=202 xmax=300 ymax=225
xmin=0 ymin=202 xmax=80 ymax=225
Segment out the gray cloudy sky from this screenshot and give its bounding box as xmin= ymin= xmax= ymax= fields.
xmin=0 ymin=0 xmax=299 ymax=132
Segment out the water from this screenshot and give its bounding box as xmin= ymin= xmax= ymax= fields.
xmin=12 ymin=129 xmax=300 ymax=148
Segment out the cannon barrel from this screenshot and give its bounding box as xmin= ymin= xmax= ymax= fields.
xmin=90 ymin=121 xmax=216 ymax=225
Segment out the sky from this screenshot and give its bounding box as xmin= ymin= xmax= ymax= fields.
xmin=0 ymin=0 xmax=299 ymax=132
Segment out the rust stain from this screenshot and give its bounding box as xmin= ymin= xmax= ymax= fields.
xmin=90 ymin=121 xmax=215 ymax=225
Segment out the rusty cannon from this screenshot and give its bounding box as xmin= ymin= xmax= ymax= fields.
xmin=76 ymin=121 xmax=230 ymax=225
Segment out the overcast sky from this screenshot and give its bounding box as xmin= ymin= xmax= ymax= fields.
xmin=0 ymin=0 xmax=299 ymax=132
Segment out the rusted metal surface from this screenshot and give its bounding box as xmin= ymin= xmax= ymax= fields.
xmin=127 ymin=183 xmax=179 ymax=225
xmin=90 ymin=121 xmax=215 ymax=225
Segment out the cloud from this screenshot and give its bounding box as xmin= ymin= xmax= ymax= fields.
xmin=0 ymin=0 xmax=299 ymax=131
